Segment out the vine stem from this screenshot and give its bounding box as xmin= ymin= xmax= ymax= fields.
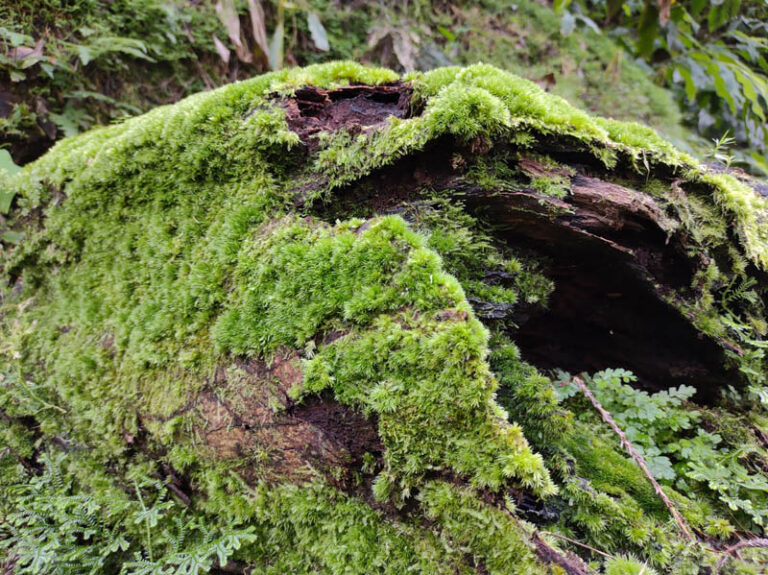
xmin=571 ymin=376 xmax=693 ymax=541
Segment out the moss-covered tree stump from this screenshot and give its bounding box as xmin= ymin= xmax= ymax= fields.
xmin=2 ymin=63 xmax=768 ymax=574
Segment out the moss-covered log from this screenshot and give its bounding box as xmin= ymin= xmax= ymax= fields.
xmin=2 ymin=63 xmax=768 ymax=574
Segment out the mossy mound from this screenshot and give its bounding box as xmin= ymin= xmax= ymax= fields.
xmin=2 ymin=62 xmax=768 ymax=574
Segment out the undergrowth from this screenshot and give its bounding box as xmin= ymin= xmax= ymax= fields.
xmin=555 ymin=369 xmax=768 ymax=531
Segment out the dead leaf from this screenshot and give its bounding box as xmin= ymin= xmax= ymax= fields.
xmin=366 ymin=24 xmax=392 ymax=49
xmin=212 ymin=33 xmax=231 ymax=64
xmin=215 ymin=0 xmax=253 ymax=63
xmin=392 ymin=27 xmax=418 ymax=72
xmin=34 ymin=97 xmax=57 ymax=140
xmin=306 ymin=12 xmax=329 ymax=52
xmin=658 ymin=0 xmax=671 ymax=26
xmin=268 ymin=21 xmax=284 ymax=70
xmin=9 ymin=38 xmax=44 ymax=61
xmin=536 ymin=72 xmax=556 ymax=92
xmin=247 ymin=0 xmax=269 ymax=57
xmin=182 ymin=22 xmax=196 ymax=45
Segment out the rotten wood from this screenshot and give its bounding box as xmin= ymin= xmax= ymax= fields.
xmin=281 ymin=83 xmax=412 ymax=145
xmin=310 ymin=144 xmax=736 ymax=400
xmin=182 ymin=352 xmax=383 ymax=489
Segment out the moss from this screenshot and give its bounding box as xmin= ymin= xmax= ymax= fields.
xmin=306 ymin=64 xmax=768 ymax=274
xmin=2 ymin=61 xmax=768 ymax=573
xmin=530 ymin=175 xmax=571 ymax=199
xmin=211 ymin=215 xmax=553 ymax=496
xmin=700 ymin=171 xmax=768 ymax=268
xmin=419 ymin=481 xmax=545 ymax=574
xmin=400 ymin=198 xmax=554 ymax=309
xmin=605 ymin=555 xmax=659 ymax=575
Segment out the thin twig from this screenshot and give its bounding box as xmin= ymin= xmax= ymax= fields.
xmin=571 ymin=377 xmax=693 ymax=540
xmin=165 ymin=480 xmax=191 ymax=507
xmin=716 ymin=538 xmax=768 ymax=570
xmin=540 ymin=531 xmax=615 ymax=560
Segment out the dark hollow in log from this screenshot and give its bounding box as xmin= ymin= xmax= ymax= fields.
xmin=305 ymin=139 xmax=735 ymax=401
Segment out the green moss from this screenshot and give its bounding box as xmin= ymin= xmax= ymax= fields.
xmin=419 ymin=481 xmax=545 ymax=574
xmin=530 ymin=175 xmax=571 ymax=199
xmin=308 ymin=64 xmax=768 ymax=274
xmin=9 ymin=60 xmax=760 ymax=272
xmin=1 ymin=449 xmax=462 ymax=574
xmin=605 ymin=555 xmax=659 ymax=575
xmin=401 ymin=198 xmax=553 ymax=308
xmin=700 ymin=171 xmax=768 ymax=268
xmin=213 ymin=215 xmax=553 ymax=496
xmin=2 ymin=61 xmax=768 ymax=573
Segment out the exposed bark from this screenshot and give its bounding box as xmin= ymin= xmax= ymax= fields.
xmin=282 ymin=83 xmax=413 ymax=147
xmin=180 ymin=352 xmax=382 ymax=488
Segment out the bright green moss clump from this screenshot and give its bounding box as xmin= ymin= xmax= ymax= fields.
xmin=2 ymin=62 xmax=768 ymax=573
xmin=214 ymin=215 xmax=554 ymax=496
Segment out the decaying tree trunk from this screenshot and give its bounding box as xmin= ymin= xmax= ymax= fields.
xmin=286 ymin=83 xmax=755 ymax=402
xmin=2 ymin=63 xmax=767 ymax=574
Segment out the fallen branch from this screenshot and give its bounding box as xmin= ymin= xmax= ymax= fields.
xmin=571 ymin=376 xmax=693 ymax=541
xmin=529 ymin=530 xmax=593 ymax=575
xmin=715 ymin=538 xmax=768 ymax=571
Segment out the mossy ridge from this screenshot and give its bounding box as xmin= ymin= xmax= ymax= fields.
xmin=306 ymin=63 xmax=768 ymax=272
xmin=307 ymin=199 xmax=750 ymax=568
xmin=5 ymin=61 xmax=766 ymax=270
xmin=0 ymin=207 xmax=558 ymax=571
xmin=214 ymin=214 xmax=555 ymax=497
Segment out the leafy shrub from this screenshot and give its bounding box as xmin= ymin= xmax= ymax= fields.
xmin=555 ymin=0 xmax=768 ymax=173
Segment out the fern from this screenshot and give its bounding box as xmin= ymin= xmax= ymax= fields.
xmin=0 ymin=453 xmax=253 ymax=575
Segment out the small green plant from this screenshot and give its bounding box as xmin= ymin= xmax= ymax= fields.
xmin=707 ymin=131 xmax=737 ymax=170
xmin=0 ymin=453 xmax=256 ymax=575
xmin=556 ymin=368 xmax=768 ymax=528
